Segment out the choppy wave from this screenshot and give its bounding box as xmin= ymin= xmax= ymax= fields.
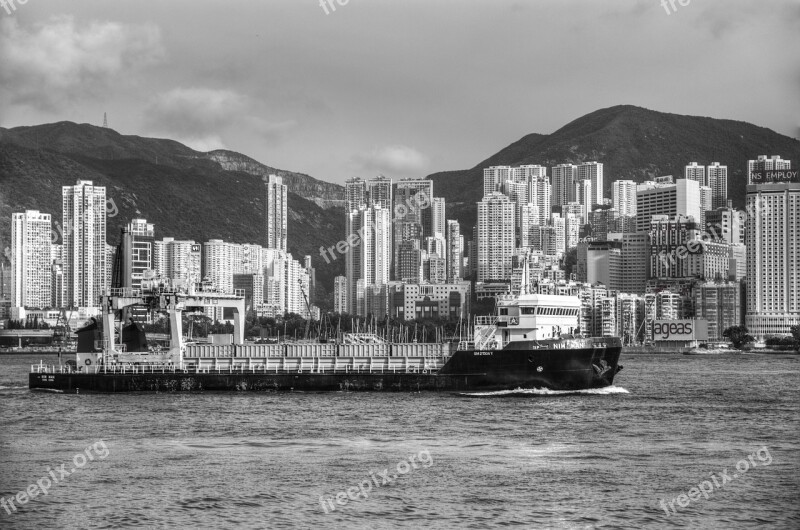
xmin=0 ymin=385 xmax=28 ymax=391
xmin=457 ymin=385 xmax=630 ymax=397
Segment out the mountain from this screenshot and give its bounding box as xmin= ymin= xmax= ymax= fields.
xmin=427 ymin=105 xmax=800 ymax=237
xmin=0 ymin=122 xmax=345 ymax=309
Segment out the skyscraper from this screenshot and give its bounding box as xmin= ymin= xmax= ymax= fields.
xmin=699 ymin=185 xmax=713 ymax=227
xmin=11 ymin=210 xmax=52 ymax=308
xmin=513 ymin=165 xmax=547 ymax=183
xmin=122 ymin=219 xmax=155 ymax=291
xmin=266 ymin=175 xmax=288 ymax=252
xmin=445 ymin=220 xmax=463 ymax=283
xmin=573 ymin=179 xmax=592 ymax=224
xmin=747 ymin=155 xmax=791 ymax=184
xmin=345 ymin=177 xmax=367 ymax=211
xmin=334 ymin=276 xmax=347 ymax=314
xmin=551 ymin=164 xmax=577 ymax=207
xmin=431 ymin=197 xmax=446 ymax=237
xmin=707 ymin=162 xmax=728 ymax=209
xmin=346 ymin=206 xmax=391 ymax=316
xmin=612 ymin=180 xmax=637 ymax=216
xmin=63 ymin=180 xmax=107 ymax=308
xmin=529 ymin=177 xmax=552 ymax=225
xmin=154 ymin=238 xmax=201 ymax=286
xmin=477 ymin=193 xmax=515 ymax=281
xmin=483 ymin=166 xmax=513 ymax=197
xmin=367 ymin=175 xmax=392 ymax=209
xmin=576 ymin=162 xmax=604 ymax=207
xmin=684 ymin=162 xmax=706 ymax=185
xmin=745 ymin=174 xmax=800 ymax=337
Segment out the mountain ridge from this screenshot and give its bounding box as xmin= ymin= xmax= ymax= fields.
xmin=427 ymin=105 xmax=800 ymax=236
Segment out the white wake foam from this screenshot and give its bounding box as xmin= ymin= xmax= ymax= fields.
xmin=459 ymin=385 xmax=630 ymax=397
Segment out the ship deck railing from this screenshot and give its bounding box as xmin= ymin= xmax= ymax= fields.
xmin=32 ymin=357 xmax=450 ymax=375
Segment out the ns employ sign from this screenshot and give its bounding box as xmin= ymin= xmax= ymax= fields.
xmin=749 ymin=169 xmax=799 ymax=184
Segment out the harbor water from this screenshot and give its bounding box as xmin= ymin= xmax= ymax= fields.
xmin=1 ymin=352 xmax=798 ymax=529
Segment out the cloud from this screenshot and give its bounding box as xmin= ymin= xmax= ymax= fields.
xmin=143 ymin=87 xmax=297 ymax=151
xmin=352 ymin=145 xmax=430 ymax=176
xmin=0 ymin=16 xmax=163 ymax=111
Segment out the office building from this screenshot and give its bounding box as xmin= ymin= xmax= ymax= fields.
xmin=636 ymin=178 xmax=701 ymax=232
xmin=747 ymin=155 xmax=791 ymax=184
xmin=706 ymin=202 xmax=743 ymax=245
xmin=745 ymin=176 xmax=800 ymax=336
xmin=388 ymin=281 xmax=471 ymax=321
xmin=576 ymin=241 xmax=622 ymax=291
xmin=693 ymin=281 xmax=742 ymax=341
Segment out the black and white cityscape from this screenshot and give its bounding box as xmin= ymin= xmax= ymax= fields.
xmin=1 ymin=1 xmax=799 ymax=529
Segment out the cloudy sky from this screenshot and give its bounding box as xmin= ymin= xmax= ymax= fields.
xmin=1 ymin=0 xmax=798 ymax=184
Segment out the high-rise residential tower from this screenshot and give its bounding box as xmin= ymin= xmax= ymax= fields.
xmin=265 ymin=175 xmax=287 ymax=252
xmin=367 ymin=175 xmax=392 ymax=209
xmin=63 ymin=180 xmax=107 ymax=307
xmin=612 ymin=180 xmax=637 ymax=217
xmin=477 ymin=193 xmax=516 ymax=281
xmin=707 ymin=162 xmax=728 ymax=209
xmin=345 ymin=177 xmax=367 ymax=211
xmin=684 ymin=162 xmax=706 ymax=185
xmin=576 ymin=162 xmax=604 ymax=207
xmin=11 ymin=210 xmax=52 ymax=308
xmin=551 ymin=164 xmax=577 ymax=207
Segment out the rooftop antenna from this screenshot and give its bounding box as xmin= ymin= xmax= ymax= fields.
xmin=103 ymin=112 xmax=108 ymax=128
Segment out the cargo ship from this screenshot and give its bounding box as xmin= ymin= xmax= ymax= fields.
xmin=29 ymin=262 xmax=622 ymax=393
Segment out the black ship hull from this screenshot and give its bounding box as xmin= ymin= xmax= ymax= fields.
xmin=29 ymin=342 xmax=622 ymax=393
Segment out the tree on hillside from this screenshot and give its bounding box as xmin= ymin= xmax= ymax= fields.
xmin=792 ymin=325 xmax=800 ymax=349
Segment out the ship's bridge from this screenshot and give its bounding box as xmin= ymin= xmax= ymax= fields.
xmin=472 ymin=294 xmax=582 ymax=350
xmin=496 ymin=294 xmax=581 ymax=343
